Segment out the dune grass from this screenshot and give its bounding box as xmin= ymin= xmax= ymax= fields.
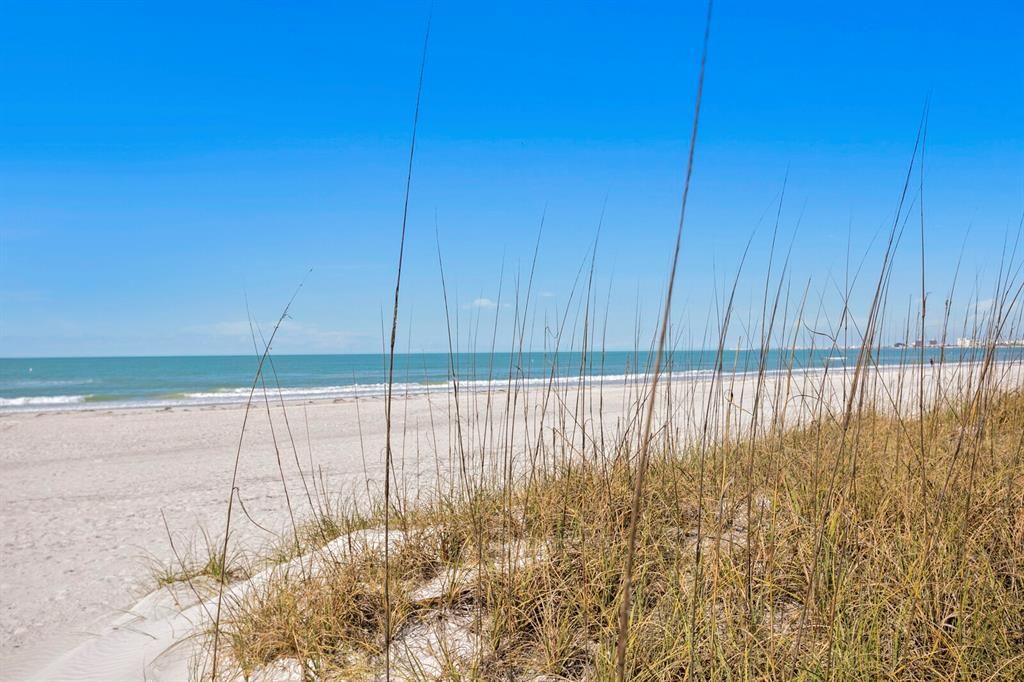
xmin=188 ymin=370 xmax=1024 ymax=680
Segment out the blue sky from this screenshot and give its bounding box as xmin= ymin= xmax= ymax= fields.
xmin=1 ymin=1 xmax=1021 ymax=357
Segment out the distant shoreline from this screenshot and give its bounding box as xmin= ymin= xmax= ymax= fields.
xmin=4 ymin=347 xmax=1023 ymax=414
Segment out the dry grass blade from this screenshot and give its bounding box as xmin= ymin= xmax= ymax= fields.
xmin=383 ymin=14 xmax=431 ymax=680
xmin=614 ymin=2 xmax=713 ymax=679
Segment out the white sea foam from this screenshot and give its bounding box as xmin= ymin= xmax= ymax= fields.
xmin=179 ymin=369 xmax=721 ymax=404
xmin=0 ymin=378 xmax=94 ymax=389
xmin=0 ymin=365 xmax=844 ymax=413
xmin=0 ymin=394 xmax=90 ymax=407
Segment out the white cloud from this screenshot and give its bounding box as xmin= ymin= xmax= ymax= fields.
xmin=971 ymin=298 xmax=995 ymax=314
xmin=467 ymin=297 xmax=497 ymax=309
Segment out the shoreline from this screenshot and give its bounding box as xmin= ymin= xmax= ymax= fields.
xmin=1 ymin=353 xmax=1015 ymax=417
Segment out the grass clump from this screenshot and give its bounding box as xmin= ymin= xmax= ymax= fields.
xmin=153 ymin=527 xmax=245 ymax=588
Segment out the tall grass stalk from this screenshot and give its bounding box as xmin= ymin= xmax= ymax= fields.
xmin=614 ymin=3 xmax=713 ymax=678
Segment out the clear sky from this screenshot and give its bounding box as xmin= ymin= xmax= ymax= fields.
xmin=1 ymin=1 xmax=1022 ymax=357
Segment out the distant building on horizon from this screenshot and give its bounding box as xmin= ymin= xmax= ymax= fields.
xmin=954 ymin=337 xmax=1024 ymax=348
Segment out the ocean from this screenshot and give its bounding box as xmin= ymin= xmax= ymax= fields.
xmin=0 ymin=348 xmax=1019 ymax=412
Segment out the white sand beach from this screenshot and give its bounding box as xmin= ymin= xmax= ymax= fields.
xmin=1 ymin=361 xmax=1020 ymax=680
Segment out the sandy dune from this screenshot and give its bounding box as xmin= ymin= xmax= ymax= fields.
xmin=1 ymin=360 xmax=1019 ymax=679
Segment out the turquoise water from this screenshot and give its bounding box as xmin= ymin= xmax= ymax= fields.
xmin=0 ymin=348 xmax=1019 ymax=412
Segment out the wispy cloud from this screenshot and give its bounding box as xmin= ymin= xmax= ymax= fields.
xmin=466 ymin=297 xmax=497 ymax=310
xmin=971 ymin=298 xmax=995 ymax=314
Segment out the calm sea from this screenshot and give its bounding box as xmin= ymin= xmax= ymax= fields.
xmin=0 ymin=348 xmax=1018 ymax=412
